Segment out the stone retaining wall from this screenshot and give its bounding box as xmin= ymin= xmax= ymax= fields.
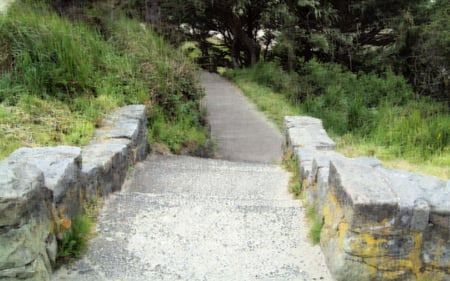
xmin=0 ymin=105 xmax=148 ymax=280
xmin=284 ymin=116 xmax=450 ymax=281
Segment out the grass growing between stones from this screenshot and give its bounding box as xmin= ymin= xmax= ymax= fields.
xmin=282 ymin=150 xmax=302 ymax=198
xmin=306 ymin=206 xmax=323 ymax=245
xmin=224 ymin=64 xmax=449 ymax=180
xmin=282 ymin=150 xmax=322 ymax=244
xmin=0 ymin=1 xmax=209 ymax=159
xmin=56 ymin=196 xmax=102 ymax=264
xmin=57 ymin=214 xmax=93 ymax=261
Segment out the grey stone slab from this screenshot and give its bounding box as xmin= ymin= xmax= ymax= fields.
xmin=82 ymin=139 xmax=132 ymax=197
xmin=7 ymin=146 xmax=82 ymax=204
xmin=329 ymin=158 xmax=399 ymax=227
xmin=94 ymin=119 xmax=140 ymax=141
xmin=379 ymin=167 xmax=449 ymax=230
xmin=284 ymin=116 xmax=335 ymax=151
xmin=93 ymin=105 xmax=148 ymax=162
xmin=0 ymin=161 xmax=53 ymax=280
xmin=0 ymin=161 xmax=47 ymax=226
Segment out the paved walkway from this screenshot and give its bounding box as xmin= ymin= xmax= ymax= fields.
xmin=201 ymin=72 xmax=283 ymax=163
xmin=52 ymin=73 xmax=334 ymax=281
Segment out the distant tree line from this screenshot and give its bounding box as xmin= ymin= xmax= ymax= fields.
xmin=48 ymin=0 xmax=449 ymax=102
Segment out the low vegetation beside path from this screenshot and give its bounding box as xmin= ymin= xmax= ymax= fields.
xmin=224 ymin=62 xmax=449 ymax=180
xmin=0 ymin=1 xmax=209 ymax=159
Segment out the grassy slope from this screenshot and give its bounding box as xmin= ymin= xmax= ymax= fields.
xmin=0 ymin=2 xmax=208 ymax=159
xmin=225 ymin=70 xmax=449 ymax=180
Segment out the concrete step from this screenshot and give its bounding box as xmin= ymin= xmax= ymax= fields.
xmin=52 ymin=156 xmax=333 ymax=281
xmin=129 ymin=155 xmax=294 ymax=202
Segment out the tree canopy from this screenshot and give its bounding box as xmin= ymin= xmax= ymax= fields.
xmin=48 ymin=0 xmax=449 ymax=101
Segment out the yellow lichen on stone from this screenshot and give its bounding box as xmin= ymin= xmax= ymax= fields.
xmin=322 ymin=191 xmax=349 ymax=249
xmin=416 ymin=271 xmax=445 ymax=281
xmin=408 ymin=231 xmax=423 ymax=276
xmin=348 ymin=233 xmax=388 ymax=257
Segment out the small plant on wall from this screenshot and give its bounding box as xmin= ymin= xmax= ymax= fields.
xmin=282 ymin=149 xmax=302 ymax=198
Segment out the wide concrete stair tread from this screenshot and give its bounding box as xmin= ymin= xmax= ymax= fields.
xmin=130 ymin=155 xmax=294 ymax=201
xmin=53 ymin=156 xmax=331 ymax=281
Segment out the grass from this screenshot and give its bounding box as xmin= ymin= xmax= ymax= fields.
xmin=306 ymin=206 xmax=323 ymax=245
xmin=282 ymin=150 xmax=302 ymax=197
xmin=0 ymin=1 xmax=209 ymax=159
xmin=56 ymin=195 xmax=102 ymax=264
xmin=224 ymin=63 xmax=449 ymax=180
xmin=233 ymin=80 xmax=302 ymax=128
xmin=57 ymin=214 xmax=93 ymax=261
xmin=282 ymin=150 xmax=322 ymax=243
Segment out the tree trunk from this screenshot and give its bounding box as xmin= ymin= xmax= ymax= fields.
xmin=230 ymin=14 xmax=260 ymax=67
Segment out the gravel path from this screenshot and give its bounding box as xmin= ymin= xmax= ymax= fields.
xmin=52 ymin=72 xmax=334 ymax=281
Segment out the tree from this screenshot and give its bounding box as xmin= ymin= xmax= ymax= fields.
xmin=395 ymin=0 xmax=450 ymax=101
xmin=158 ymin=0 xmax=278 ymax=68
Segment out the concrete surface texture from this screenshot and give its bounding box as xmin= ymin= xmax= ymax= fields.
xmin=53 ymin=156 xmax=333 ymax=281
xmin=201 ymin=71 xmax=283 ymax=163
xmin=53 ymin=73 xmax=334 ymax=280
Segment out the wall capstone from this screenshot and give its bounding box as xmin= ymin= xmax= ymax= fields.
xmin=283 ymin=115 xmax=450 ymax=281
xmin=0 ymin=104 xmax=148 ymax=280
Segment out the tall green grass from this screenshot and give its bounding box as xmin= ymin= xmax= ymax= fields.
xmin=225 ymin=61 xmax=449 ymax=179
xmin=0 ymin=2 xmax=209 ymax=159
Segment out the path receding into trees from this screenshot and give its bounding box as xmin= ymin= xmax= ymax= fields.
xmin=52 ymin=72 xmax=333 ymax=281
xmin=201 ymin=71 xmax=283 ymax=163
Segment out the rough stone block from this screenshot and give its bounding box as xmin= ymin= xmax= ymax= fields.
xmin=323 ymin=158 xmax=450 ymax=280
xmin=93 ymin=105 xmax=148 ymax=162
xmin=307 ymin=151 xmax=343 ymax=216
xmin=293 ymin=148 xmax=316 ymax=184
xmin=329 ymin=158 xmax=399 ymax=228
xmin=284 ymin=116 xmax=335 ymax=151
xmin=82 ymin=138 xmax=131 ymax=198
xmin=6 ymin=146 xmax=82 ymax=218
xmin=0 ymin=161 xmax=53 ymax=280
xmin=284 ymin=115 xmax=450 ymax=281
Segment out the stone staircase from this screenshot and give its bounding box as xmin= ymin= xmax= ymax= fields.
xmin=53 ymin=155 xmax=333 ymax=281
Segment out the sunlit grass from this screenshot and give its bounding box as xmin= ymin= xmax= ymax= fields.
xmin=335 ymin=134 xmax=450 ymax=179
xmin=227 ymin=72 xmax=449 ymax=180
xmin=232 ymin=79 xmax=302 ymax=129
xmin=0 ymin=2 xmax=208 ymax=159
